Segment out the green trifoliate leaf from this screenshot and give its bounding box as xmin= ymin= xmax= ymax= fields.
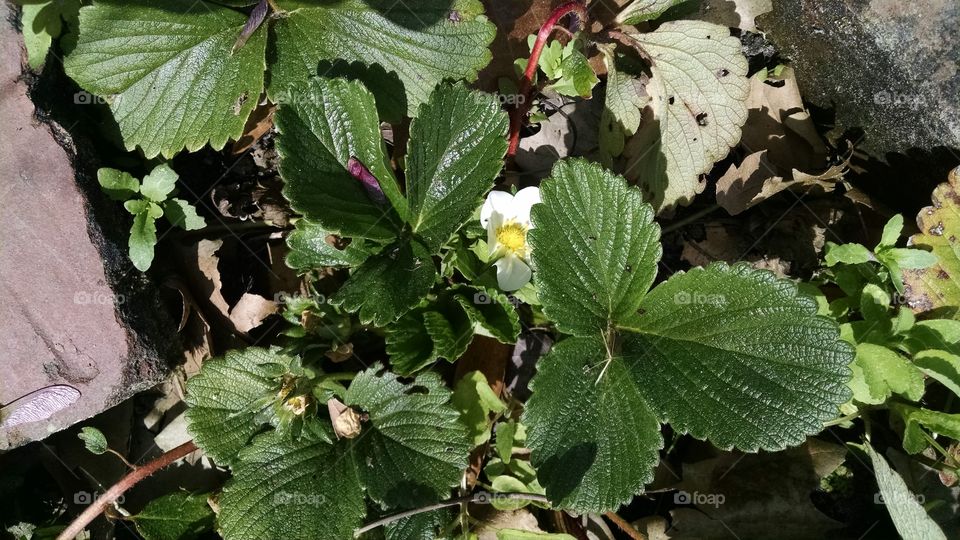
xmin=452 ymin=370 xmax=507 ymax=447
xmin=535 ymin=38 xmax=565 ymax=80
xmin=622 ymin=21 xmax=749 ymax=211
xmin=161 ymin=199 xmax=205 ymax=231
xmin=903 ymin=168 xmax=960 ymax=320
xmin=64 ymin=0 xmax=266 ymax=158
xmin=406 ymin=83 xmax=508 ymax=252
xmin=523 ymin=336 xmax=662 ymax=512
xmin=139 ymin=164 xmax=179 ymax=202
xmin=219 ymin=422 xmax=365 ymax=540
xmin=132 ymin=492 xmax=214 ymax=540
xmin=331 ymin=240 xmax=437 ymax=326
xmin=616 ymin=0 xmax=694 ymax=23
xmin=77 ymin=427 xmax=108 ymax=455
xmin=891 ymin=404 xmax=960 ymax=455
xmin=269 ymin=0 xmax=496 ymax=116
xmin=344 ymin=368 xmax=471 ymax=508
xmin=624 ymin=263 xmax=853 ymax=450
xmin=866 ymin=443 xmax=946 ymax=540
xmin=285 ymin=220 xmax=373 ymax=271
xmin=529 ymin=159 xmax=661 ymax=336
xmin=97 ymin=168 xmax=139 ymax=201
xmin=185 ymin=348 xmax=292 ymax=466
xmin=128 ymin=209 xmax=158 ymax=271
xmin=848 ymin=343 xmax=924 ymax=405
xmin=824 ymin=242 xmax=873 ymax=266
xmin=524 ymin=159 xmax=853 ymax=512
xmin=276 ymin=77 xmax=402 ymax=240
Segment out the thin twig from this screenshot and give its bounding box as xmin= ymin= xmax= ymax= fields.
xmin=507 ymin=1 xmax=588 ymax=157
xmin=57 ymin=441 xmax=198 ymax=540
xmin=604 ymin=511 xmax=647 ymax=540
xmin=660 ymin=204 xmax=721 ymax=234
xmin=353 ymin=491 xmax=550 ymax=537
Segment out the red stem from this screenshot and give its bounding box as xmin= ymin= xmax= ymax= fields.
xmin=57 ymin=441 xmax=198 ymax=540
xmin=507 ymin=1 xmax=588 ymax=156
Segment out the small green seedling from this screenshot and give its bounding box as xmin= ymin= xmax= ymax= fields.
xmin=98 ymin=164 xmax=205 ymax=271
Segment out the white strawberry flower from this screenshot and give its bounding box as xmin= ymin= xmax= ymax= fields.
xmin=479 ymin=187 xmax=541 ymax=291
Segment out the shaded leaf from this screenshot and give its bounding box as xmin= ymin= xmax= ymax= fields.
xmin=622 ymin=21 xmax=749 ymax=211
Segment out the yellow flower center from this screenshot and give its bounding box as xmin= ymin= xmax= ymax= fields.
xmin=496 ymin=221 xmax=528 ymax=256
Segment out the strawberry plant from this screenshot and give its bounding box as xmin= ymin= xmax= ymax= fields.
xmin=23 ymin=0 xmax=948 ymax=537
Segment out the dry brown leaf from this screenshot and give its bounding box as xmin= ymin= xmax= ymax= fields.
xmin=715 ymin=150 xmax=841 ymax=215
xmin=228 ymin=292 xmax=278 ymax=334
xmin=231 ymin=101 xmax=275 ymax=155
xmin=741 ymin=67 xmax=827 ymax=171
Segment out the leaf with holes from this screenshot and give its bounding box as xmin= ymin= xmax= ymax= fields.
xmin=904 ymin=167 xmax=960 ymax=320
xmin=622 ymin=21 xmax=749 ymax=211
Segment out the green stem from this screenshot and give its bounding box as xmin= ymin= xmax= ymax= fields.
xmin=823 ymin=409 xmax=864 ymax=427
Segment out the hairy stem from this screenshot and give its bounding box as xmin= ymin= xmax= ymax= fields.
xmin=507 ymin=1 xmax=588 ymax=157
xmin=56 ymin=441 xmax=198 ymax=540
xmin=604 ymin=511 xmax=647 ymax=540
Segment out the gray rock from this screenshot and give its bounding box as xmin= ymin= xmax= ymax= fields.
xmin=0 ymin=2 xmax=179 ymax=449
xmin=758 ymin=1 xmax=960 ymax=206
xmin=760 ymin=0 xmax=959 ymax=153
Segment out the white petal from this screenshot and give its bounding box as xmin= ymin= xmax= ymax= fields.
xmin=481 ymin=190 xmax=516 ymax=226
xmin=495 ymin=255 xmax=532 ymax=291
xmin=486 ymin=219 xmax=500 ymax=257
xmin=512 ymin=186 xmax=542 ymax=226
